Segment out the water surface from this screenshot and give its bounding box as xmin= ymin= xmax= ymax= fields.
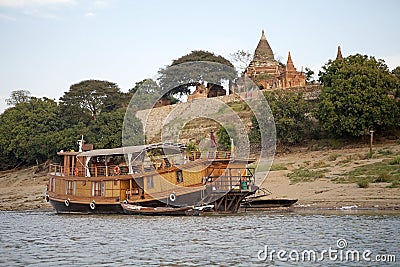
xmin=0 ymin=210 xmax=398 ymax=266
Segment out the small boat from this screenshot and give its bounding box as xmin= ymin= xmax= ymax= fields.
xmin=240 ymin=188 xmax=298 ymax=210
xmin=241 ymin=198 xmax=298 ymax=209
xmin=121 ymin=203 xmax=200 ymax=216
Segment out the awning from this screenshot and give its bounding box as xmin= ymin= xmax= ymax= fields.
xmin=77 ymin=143 xmax=185 ymax=157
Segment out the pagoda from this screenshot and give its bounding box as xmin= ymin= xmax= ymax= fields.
xmin=245 ymin=30 xmax=305 ymax=89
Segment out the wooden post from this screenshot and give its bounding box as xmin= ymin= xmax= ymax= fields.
xmin=370 ymin=130 xmax=374 ymax=154
xmin=129 ymin=179 xmax=132 ymax=199
xmin=229 ymin=168 xmax=232 ymax=190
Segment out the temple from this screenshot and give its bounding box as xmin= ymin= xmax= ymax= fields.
xmin=336 ymin=45 xmax=343 ymax=60
xmin=245 ymin=30 xmax=306 ymax=89
xmin=187 ymin=83 xmax=226 ymax=101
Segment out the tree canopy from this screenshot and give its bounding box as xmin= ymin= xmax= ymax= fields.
xmin=230 ymin=50 xmax=253 ymax=75
xmin=392 ymin=66 xmax=400 ymax=80
xmin=171 ymin=50 xmax=234 ymax=68
xmin=0 ymin=97 xmax=60 ymax=169
xmin=317 ymin=54 xmax=399 ymax=137
xmin=158 ymin=50 xmax=236 ymax=97
xmin=5 ymin=90 xmax=31 ymax=106
xmin=305 ymin=67 xmax=315 ymax=84
xmin=264 ymin=91 xmax=312 ymax=145
xmin=0 ymin=81 xmax=143 ymax=170
xmin=59 ymin=80 xmax=123 ymax=120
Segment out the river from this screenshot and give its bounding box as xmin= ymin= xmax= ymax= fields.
xmin=0 ymin=210 xmax=398 ymax=266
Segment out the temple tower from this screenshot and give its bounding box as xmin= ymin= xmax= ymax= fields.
xmin=336 ymin=45 xmax=343 ymax=60
xmin=245 ymin=30 xmax=280 ymax=89
xmin=279 ymin=52 xmax=305 ymax=88
xmin=245 ymin=30 xmax=306 ymax=90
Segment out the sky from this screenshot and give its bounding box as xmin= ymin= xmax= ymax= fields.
xmin=1 ymin=0 xmax=399 ymax=114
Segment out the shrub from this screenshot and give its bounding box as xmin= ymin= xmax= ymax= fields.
xmin=270 ymin=163 xmax=288 ymax=171
xmin=389 ymin=157 xmax=400 ymax=165
xmin=357 ymin=180 xmax=369 ymax=188
xmin=328 ymin=153 xmax=341 ymax=161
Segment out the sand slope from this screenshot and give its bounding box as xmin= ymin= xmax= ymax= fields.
xmin=261 ymin=142 xmax=400 ymax=209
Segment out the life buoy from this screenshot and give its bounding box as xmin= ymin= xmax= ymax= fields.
xmin=169 ymin=193 xmax=176 ymax=202
xmin=65 ymin=199 xmax=70 ymax=207
xmin=90 ymin=201 xmax=96 ymax=210
xmin=113 ymin=166 xmax=121 ymax=175
xmin=73 ymin=167 xmax=79 ymax=176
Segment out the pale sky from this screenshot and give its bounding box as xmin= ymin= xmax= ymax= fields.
xmin=1 ymin=0 xmax=399 ymax=114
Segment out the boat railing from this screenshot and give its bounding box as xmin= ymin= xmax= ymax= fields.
xmin=186 ymin=151 xmax=231 ymax=161
xmin=49 ymin=164 xmax=65 ymax=176
xmin=49 ymin=164 xmax=133 ymax=177
xmin=206 ymin=167 xmax=255 ymax=192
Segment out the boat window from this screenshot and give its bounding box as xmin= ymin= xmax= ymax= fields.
xmin=66 ymin=180 xmax=76 ymax=195
xmin=176 ymin=170 xmax=183 ymax=183
xmin=92 ymin=181 xmax=105 ymax=197
xmin=50 ymin=177 xmax=56 ymax=192
xmin=147 ymin=176 xmax=154 ymax=189
xmin=101 ymin=181 xmax=105 ymax=196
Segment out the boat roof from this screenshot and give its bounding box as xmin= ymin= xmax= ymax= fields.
xmin=76 ymin=142 xmax=186 ymax=157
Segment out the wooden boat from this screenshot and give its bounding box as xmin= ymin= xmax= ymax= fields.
xmin=240 ymin=188 xmax=298 ymax=210
xmin=121 ymin=203 xmax=200 ymax=216
xmin=46 ymin=142 xmax=257 ymax=214
xmin=241 ymin=198 xmax=298 ymax=209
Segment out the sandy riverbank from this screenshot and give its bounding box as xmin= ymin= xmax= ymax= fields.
xmin=260 ymin=141 xmax=400 ymax=210
xmin=1 ymin=142 xmax=399 ymax=211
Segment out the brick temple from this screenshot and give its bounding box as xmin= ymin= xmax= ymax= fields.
xmin=245 ymin=30 xmax=306 ymax=89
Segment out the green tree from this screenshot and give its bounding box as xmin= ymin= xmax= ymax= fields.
xmin=217 ymin=127 xmax=231 ymax=150
xmin=0 ymin=97 xmax=61 ymax=169
xmin=126 ymin=79 xmax=176 ymax=111
xmin=317 ymin=54 xmax=399 ymax=137
xmin=158 ymin=50 xmax=236 ymax=97
xmin=216 ymin=125 xmax=237 ymax=151
xmin=59 ymin=80 xmax=123 ymax=121
xmin=305 ymin=67 xmax=315 ymax=84
xmin=86 ymin=108 xmax=143 ymax=149
xmin=249 ymin=91 xmax=311 ymax=146
xmin=393 ymin=66 xmax=400 ymax=98
xmin=263 ymin=91 xmax=312 ymax=145
xmin=392 ymin=66 xmax=400 ymax=80
xmin=5 ymin=90 xmax=31 ymax=106
xmin=249 ymin=114 xmax=261 ymax=145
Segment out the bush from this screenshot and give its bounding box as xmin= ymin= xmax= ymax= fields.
xmin=270 ymin=163 xmax=288 ymax=171
xmin=287 ymin=168 xmax=326 ymax=183
xmin=328 ymin=153 xmax=341 ymax=161
xmin=357 ymin=180 xmax=370 ymax=188
xmin=389 ymin=157 xmax=400 ymax=165
xmin=263 ymin=90 xmax=313 ymax=145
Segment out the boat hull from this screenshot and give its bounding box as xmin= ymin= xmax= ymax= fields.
xmin=49 ymin=199 xmax=124 ymax=214
xmin=121 ymin=203 xmax=199 ymax=216
xmin=130 ymin=185 xmax=258 ymax=213
xmin=240 ymin=199 xmax=298 ymax=209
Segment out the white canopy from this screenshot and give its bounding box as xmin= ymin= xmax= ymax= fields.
xmin=77 ymin=142 xmax=185 ymax=157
